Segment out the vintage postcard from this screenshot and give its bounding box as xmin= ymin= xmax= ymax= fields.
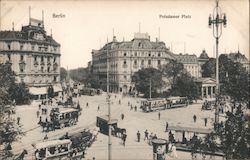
xmin=0 ymin=0 xmax=249 ymax=160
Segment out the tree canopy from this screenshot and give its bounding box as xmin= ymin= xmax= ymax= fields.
xmin=132 ymin=67 xmax=164 ymax=98
xmin=202 ymin=55 xmax=249 ymax=103
xmin=161 ymin=59 xmax=199 ymax=99
xmin=0 ymin=64 xmax=25 ymax=157
xmin=60 ymin=67 xmax=68 ymax=82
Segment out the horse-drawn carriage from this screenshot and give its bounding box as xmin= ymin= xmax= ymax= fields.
xmin=96 ymin=115 xmax=126 ymax=138
xmin=39 ymin=108 xmax=79 ymax=132
xmin=50 ymin=108 xmax=79 ymax=129
xmin=202 ymin=99 xmax=216 ymax=110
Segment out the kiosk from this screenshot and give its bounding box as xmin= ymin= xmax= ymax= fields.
xmin=152 ymin=138 xmax=168 ymax=160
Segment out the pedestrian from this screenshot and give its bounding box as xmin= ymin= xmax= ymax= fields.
xmin=65 ymin=132 xmax=69 ymax=139
xmin=193 ymin=115 xmax=197 ymax=123
xmin=45 ymin=117 xmax=48 ymax=123
xmin=86 ymin=102 xmax=89 ymax=107
xmin=37 ymin=110 xmax=40 ymax=118
xmin=121 ymin=113 xmax=124 ymax=120
xmin=165 ymin=122 xmax=169 ymax=132
xmin=17 ymin=116 xmax=20 ymax=125
xmin=144 ymin=130 xmax=149 ymax=140
xmin=130 ymin=105 xmax=133 ymax=110
xmin=8 ymin=110 xmax=11 ymax=118
xmin=97 ymin=105 xmax=100 ymax=111
xmin=137 ymin=131 xmax=141 ymax=142
xmin=44 ymin=134 xmax=48 ymax=140
xmin=39 ymin=116 xmax=42 ymax=124
xmin=134 ymin=106 xmax=137 ymax=111
xmin=152 ymin=134 xmax=157 ymax=140
xmin=122 ymin=133 xmax=127 ymax=146
xmin=204 ymin=118 xmax=208 ymax=127
xmin=119 ymin=99 xmax=121 ymax=105
xmin=158 ymin=112 xmax=161 ymax=120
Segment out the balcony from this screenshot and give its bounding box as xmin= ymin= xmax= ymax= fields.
xmin=133 ymin=64 xmax=138 ymax=68
xmin=40 ymin=61 xmax=45 ymax=66
xmin=47 ymin=61 xmax=51 ymax=66
xmin=19 ymin=60 xmax=26 ymax=65
xmin=5 ymin=60 xmax=12 ymax=65
xmin=34 ymin=61 xmax=39 ymax=66
xmin=122 ymin=64 xmax=128 ymax=68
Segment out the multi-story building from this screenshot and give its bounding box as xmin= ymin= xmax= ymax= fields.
xmin=198 ymin=49 xmax=210 ymax=77
xmin=92 ymin=32 xmax=174 ymax=93
xmin=0 ymin=17 xmax=61 ymax=99
xmin=174 ymin=53 xmax=200 ymax=78
xmin=226 ymin=51 xmax=249 ymax=72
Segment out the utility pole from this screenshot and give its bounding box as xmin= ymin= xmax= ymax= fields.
xmin=149 ymin=78 xmax=152 ymax=100
xmin=107 ymin=47 xmax=112 ymax=160
xmin=208 ymin=0 xmax=227 ymax=127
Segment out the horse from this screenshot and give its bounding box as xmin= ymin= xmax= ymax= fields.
xmin=13 ymin=149 xmax=28 ymax=160
xmin=114 ymin=128 xmax=126 ymax=138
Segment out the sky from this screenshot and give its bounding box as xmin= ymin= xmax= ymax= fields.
xmin=0 ymin=0 xmax=249 ymax=69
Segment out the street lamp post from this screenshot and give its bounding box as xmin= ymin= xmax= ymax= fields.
xmin=208 ymin=0 xmax=227 ymax=126
xmin=107 ymin=48 xmax=112 ymax=160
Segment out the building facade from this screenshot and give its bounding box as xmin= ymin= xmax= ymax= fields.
xmin=0 ymin=17 xmax=61 ymax=99
xmin=226 ymin=51 xmax=249 ymax=72
xmin=174 ymin=53 xmax=200 ymax=78
xmin=92 ymin=33 xmax=174 ymax=93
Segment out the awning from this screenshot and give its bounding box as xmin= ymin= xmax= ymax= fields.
xmin=29 ymin=87 xmax=47 ymax=95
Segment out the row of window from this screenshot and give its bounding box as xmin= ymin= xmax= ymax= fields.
xmin=6 ymin=43 xmax=57 ymax=52
xmin=4 ymin=54 xmax=57 ymax=64
xmin=123 ymin=59 xmax=161 ymax=66
xmin=122 ymin=52 xmax=162 ymax=57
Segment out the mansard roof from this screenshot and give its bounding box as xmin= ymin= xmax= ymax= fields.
xmin=0 ymin=26 xmax=60 ymax=46
xmin=100 ymin=36 xmax=168 ymax=51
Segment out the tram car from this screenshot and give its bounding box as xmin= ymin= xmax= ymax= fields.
xmin=79 ymin=87 xmax=97 ymax=96
xmin=33 ymin=139 xmax=73 ymax=160
xmin=141 ymin=97 xmax=189 ymax=112
xmin=50 ymin=108 xmax=79 ymax=129
xmin=166 ymin=96 xmax=189 ymax=108
xmin=59 ymin=130 xmax=95 ymax=153
xmin=141 ymin=98 xmax=167 ymax=112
